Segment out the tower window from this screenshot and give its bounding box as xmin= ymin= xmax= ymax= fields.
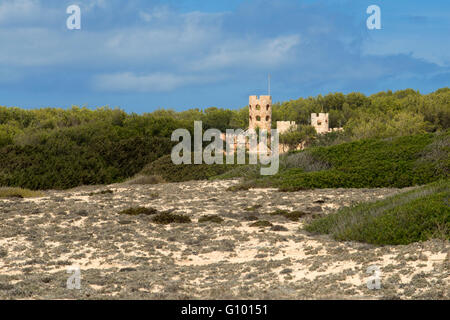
xmin=317 ymin=121 xmax=322 ymax=125
xmin=249 ymin=105 xmax=252 ymax=110
xmin=266 ymin=116 xmax=270 ymax=121
xmin=266 ymin=104 xmax=270 ymax=111
xmin=256 ymin=116 xmax=261 ymax=121
xmin=256 ymin=105 xmax=261 ymax=110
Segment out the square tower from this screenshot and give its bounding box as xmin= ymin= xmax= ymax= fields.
xmin=249 ymin=95 xmax=272 ymax=132
xmin=311 ymin=113 xmax=330 ymax=134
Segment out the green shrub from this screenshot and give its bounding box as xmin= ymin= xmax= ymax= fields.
xmin=250 ymin=220 xmax=273 ymax=227
xmin=304 ymin=180 xmax=450 ymax=245
xmin=232 ymin=132 xmax=448 ymax=190
xmin=0 ymin=107 xmax=179 ymax=190
xmin=119 ymin=207 xmax=158 ymax=216
xmin=140 ymin=154 xmax=236 ymax=182
xmin=152 ymin=212 xmax=191 ymax=224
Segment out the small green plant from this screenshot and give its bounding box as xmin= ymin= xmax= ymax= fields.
xmin=198 ymin=215 xmax=224 ymax=223
xmin=152 ymin=213 xmax=191 ymax=224
xmin=250 ymin=220 xmax=273 ymax=227
xmin=119 ymin=207 xmax=158 ymax=216
xmin=0 ymin=187 xmax=43 ymax=198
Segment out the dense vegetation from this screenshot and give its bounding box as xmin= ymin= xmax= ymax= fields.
xmin=230 ymin=131 xmax=449 ymax=191
xmin=139 ymin=154 xmax=236 ymax=183
xmin=304 ymin=180 xmax=450 ymax=245
xmin=0 ymin=87 xmax=448 ymax=190
xmin=0 ymin=108 xmax=179 ymax=189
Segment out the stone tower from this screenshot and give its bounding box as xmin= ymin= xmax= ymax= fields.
xmin=249 ymin=95 xmax=272 ymax=132
xmin=311 ymin=113 xmax=329 ymax=134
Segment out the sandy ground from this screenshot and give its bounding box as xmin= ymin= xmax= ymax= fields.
xmin=0 ymin=179 xmax=448 ymax=299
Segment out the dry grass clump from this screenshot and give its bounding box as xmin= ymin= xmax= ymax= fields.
xmin=0 ymin=187 xmax=43 ymax=198
xmin=126 ymin=175 xmax=166 ymax=185
xmin=250 ymin=220 xmax=273 ymax=227
xmin=89 ymin=189 xmax=113 ymax=196
xmin=244 ymin=204 xmax=262 ymax=212
xmin=152 ymin=212 xmax=191 ymax=224
xmin=283 ymin=150 xmax=331 ymax=171
xmin=198 ymin=215 xmax=224 ymax=224
xmin=269 ymin=209 xmax=307 ymax=221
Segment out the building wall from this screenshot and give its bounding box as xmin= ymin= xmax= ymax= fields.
xmin=249 ymin=95 xmax=272 ymax=132
xmin=276 ymin=121 xmax=297 ymax=134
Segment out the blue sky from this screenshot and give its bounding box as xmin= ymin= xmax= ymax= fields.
xmin=0 ymin=0 xmax=448 ymax=113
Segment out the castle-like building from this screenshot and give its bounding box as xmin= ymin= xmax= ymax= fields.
xmin=248 ymin=95 xmax=343 ymax=152
xmin=221 ymin=95 xmax=343 ymax=154
xmin=248 ymin=95 xmax=340 ymax=135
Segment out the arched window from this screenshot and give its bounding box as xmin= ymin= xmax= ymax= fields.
xmin=249 ymin=105 xmax=252 ymax=110
xmin=266 ymin=104 xmax=270 ymax=111
xmin=317 ymin=121 xmax=322 ymax=126
xmin=256 ymin=105 xmax=261 ymax=110
xmin=266 ymin=116 xmax=270 ymax=121
xmin=249 ymin=116 xmax=252 ymax=121
xmin=256 ymin=116 xmax=261 ymax=121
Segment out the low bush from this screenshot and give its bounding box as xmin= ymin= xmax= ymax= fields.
xmin=198 ymin=215 xmax=224 ymax=223
xmin=250 ymin=220 xmax=273 ymax=227
xmin=231 ymin=132 xmax=449 ymax=191
xmin=118 ymin=207 xmax=158 ymax=216
xmin=304 ymin=180 xmax=450 ymax=245
xmin=269 ymin=209 xmax=307 ymax=221
xmin=0 ymin=187 xmax=43 ymax=198
xmin=152 ymin=212 xmax=191 ymax=224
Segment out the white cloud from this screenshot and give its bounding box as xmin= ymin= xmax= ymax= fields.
xmin=92 ymin=72 xmax=218 ymax=92
xmin=0 ymin=0 xmax=446 ymax=97
xmin=0 ymin=0 xmax=41 ymax=25
xmin=139 ymin=6 xmax=170 ymax=23
xmin=188 ymin=35 xmax=301 ymax=71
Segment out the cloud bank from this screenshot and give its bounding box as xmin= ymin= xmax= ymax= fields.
xmin=0 ymin=0 xmax=448 ymax=111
